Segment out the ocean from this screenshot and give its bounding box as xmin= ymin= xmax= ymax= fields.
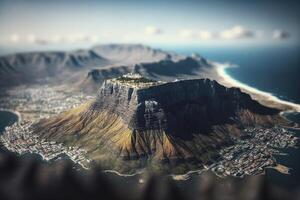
xmin=0 ymin=111 xmax=19 ymax=153
xmin=0 ymin=111 xmax=18 ymax=132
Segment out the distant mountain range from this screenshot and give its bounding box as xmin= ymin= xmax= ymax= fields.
xmin=33 ymin=75 xmax=290 ymax=173
xmin=0 ymin=44 xmax=216 ymax=99
xmin=0 ymin=44 xmax=187 ymax=89
xmin=0 ymin=49 xmax=109 ymax=87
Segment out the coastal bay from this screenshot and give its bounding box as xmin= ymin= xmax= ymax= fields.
xmin=0 ymin=110 xmax=18 ymax=133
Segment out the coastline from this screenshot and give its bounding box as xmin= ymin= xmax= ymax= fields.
xmin=267 ymin=164 xmax=291 ymax=175
xmin=211 ymin=62 xmax=300 ymax=113
xmin=103 ymin=169 xmax=144 ymax=177
xmin=0 ymin=108 xmax=22 ymax=124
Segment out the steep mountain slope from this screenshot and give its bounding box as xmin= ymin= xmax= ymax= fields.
xmin=33 ymin=75 xmax=290 ymax=172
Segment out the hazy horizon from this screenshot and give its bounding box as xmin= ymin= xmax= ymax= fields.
xmin=1 ymin=0 xmax=299 ymax=53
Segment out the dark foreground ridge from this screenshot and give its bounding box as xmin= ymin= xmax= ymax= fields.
xmin=0 ymin=152 xmax=298 ymax=200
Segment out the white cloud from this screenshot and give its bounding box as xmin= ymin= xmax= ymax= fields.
xmin=219 ymin=26 xmax=254 ymax=39
xmin=273 ymin=30 xmax=290 ymax=40
xmin=10 ymin=34 xmax=20 ymax=43
xmin=197 ymin=31 xmax=214 ymax=40
xmin=255 ymin=30 xmax=264 ymax=38
xmin=179 ymin=26 xmax=255 ymax=41
xmin=50 ymin=35 xmax=63 ymax=43
xmin=87 ymin=35 xmax=100 ymax=43
xmin=8 ymin=34 xmax=102 ymax=45
xmin=62 ymin=34 xmax=101 ymax=43
xmin=7 ymin=26 xmax=291 ymax=45
xmin=144 ymin=26 xmax=162 ymax=35
xmin=27 ymin=34 xmax=36 ymax=43
xmin=34 ymin=39 xmax=49 ymax=45
xmin=66 ymin=34 xmax=86 ymax=43
xmin=178 ymin=29 xmax=196 ymax=38
xmin=178 ymin=29 xmax=213 ymax=40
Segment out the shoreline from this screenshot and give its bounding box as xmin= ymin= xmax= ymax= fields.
xmin=0 ymin=108 xmax=22 ymax=124
xmin=211 ymin=62 xmax=300 ymax=113
xmin=103 ymin=169 xmax=144 ymax=177
xmin=267 ymin=164 xmax=291 ymax=175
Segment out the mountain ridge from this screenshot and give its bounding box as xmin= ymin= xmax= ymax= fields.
xmin=0 ymin=44 xmax=186 ymax=88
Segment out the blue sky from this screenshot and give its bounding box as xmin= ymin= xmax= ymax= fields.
xmin=0 ymin=0 xmax=299 ymax=50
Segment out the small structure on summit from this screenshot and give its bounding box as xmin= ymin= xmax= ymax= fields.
xmin=112 ymin=73 xmax=164 ymax=88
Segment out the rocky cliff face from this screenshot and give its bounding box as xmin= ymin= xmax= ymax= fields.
xmin=92 ymin=78 xmax=279 ymax=137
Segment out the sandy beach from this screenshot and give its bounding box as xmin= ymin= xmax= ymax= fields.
xmin=267 ymin=164 xmax=291 ymax=175
xmin=210 ymin=62 xmax=300 ymax=113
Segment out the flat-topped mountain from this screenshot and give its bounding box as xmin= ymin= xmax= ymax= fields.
xmin=33 ymin=74 xmax=291 ymax=173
